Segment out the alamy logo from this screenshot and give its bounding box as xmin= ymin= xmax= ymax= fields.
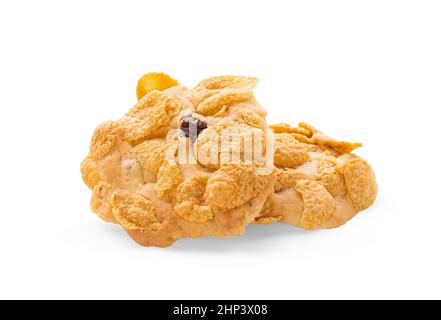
xmin=167 ymin=121 xmax=275 ymax=175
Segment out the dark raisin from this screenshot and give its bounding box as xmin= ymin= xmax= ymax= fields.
xmin=180 ymin=116 xmax=207 ymax=142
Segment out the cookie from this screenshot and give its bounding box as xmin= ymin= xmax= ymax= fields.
xmin=81 ymin=72 xmax=377 ymax=247
xmin=81 ymin=73 xmax=276 ymax=247
xmin=258 ymin=123 xmax=377 ymax=230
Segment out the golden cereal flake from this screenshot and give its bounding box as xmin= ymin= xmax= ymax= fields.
xmin=206 ymin=164 xmax=271 ymax=209
xmin=156 ymin=157 xmax=183 ymax=201
xmin=270 ymin=123 xmax=312 ymax=137
xmin=195 ymin=75 xmax=259 ymax=91
xmin=136 ymin=72 xmax=179 ymax=100
xmin=231 ymin=107 xmax=267 ymax=129
xmin=173 ymin=175 xmax=214 ymax=223
xmin=174 ymin=175 xmax=209 ymax=202
xmin=274 ymin=168 xmax=312 ymax=192
xmin=195 ymin=121 xmax=266 ymax=170
xmin=196 ymin=89 xmax=254 ymax=116
xmin=312 ymin=132 xmax=362 ymax=154
xmin=189 ymin=89 xmax=219 ymax=108
xmin=90 ymin=121 xmax=118 ymax=159
xmin=298 ymin=122 xmax=319 ymax=134
xmin=274 ymin=133 xmax=309 ymax=168
xmin=174 ymin=201 xmax=213 ymax=223
xmin=122 ymin=91 xmax=182 ymax=143
xmin=317 ymin=152 xmax=347 ymax=196
xmin=213 ymin=105 xmax=229 ymax=117
xmin=292 ymin=134 xmax=314 ymax=144
xmin=194 ymin=121 xmax=230 ymax=169
xmin=254 ymin=216 xmax=282 ymax=224
xmin=338 ymin=158 xmax=377 ymax=211
xmin=296 ymin=122 xmax=361 ymax=154
xmin=112 ymin=192 xmax=163 ymax=231
xmin=132 ymin=139 xmax=170 ymax=175
xmin=80 ymin=156 xmax=100 ymax=189
xmin=295 ymin=179 xmax=335 ymax=230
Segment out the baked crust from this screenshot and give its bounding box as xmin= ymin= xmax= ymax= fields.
xmin=82 ymin=74 xmax=276 ymax=247
xmin=266 ymin=124 xmax=377 ymax=230
xmin=81 ymin=73 xmax=377 ymax=246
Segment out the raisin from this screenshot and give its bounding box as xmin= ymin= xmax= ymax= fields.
xmin=180 ymin=116 xmax=207 ymax=141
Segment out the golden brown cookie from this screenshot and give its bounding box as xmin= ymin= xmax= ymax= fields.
xmin=81 ymin=74 xmax=276 ymax=247
xmin=81 ymin=73 xmax=377 ymax=247
xmin=264 ymin=123 xmax=377 ymax=230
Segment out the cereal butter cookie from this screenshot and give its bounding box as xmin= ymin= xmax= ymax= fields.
xmin=81 ymin=73 xmax=276 ymax=247
xmin=81 ymin=72 xmax=377 ymax=247
xmin=257 ymin=122 xmax=377 ymax=230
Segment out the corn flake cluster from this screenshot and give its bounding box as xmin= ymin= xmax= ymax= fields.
xmin=81 ymin=72 xmax=377 ymax=247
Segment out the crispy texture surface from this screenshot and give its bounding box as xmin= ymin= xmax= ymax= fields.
xmin=156 ymin=158 xmax=183 ymax=201
xmin=173 ymin=175 xmax=214 ymax=223
xmin=122 ymin=91 xmax=182 ymax=143
xmin=270 ymin=123 xmax=313 ymax=137
xmin=274 ymin=133 xmax=309 ymax=168
xmin=295 ymin=179 xmax=335 ymax=230
xmin=195 ymin=120 xmax=266 ymax=170
xmin=112 ymin=192 xmax=163 ymax=231
xmin=206 ymin=163 xmax=272 ymax=209
xmin=317 ymin=152 xmax=347 ymax=196
xmin=81 ymin=73 xmax=378 ymax=247
xmin=81 ymin=74 xmax=277 ymax=246
xmin=90 ymin=121 xmax=118 ymax=159
xmin=338 ymin=158 xmax=377 ymax=211
xmin=195 ymin=75 xmax=259 ymax=91
xmin=133 ymin=139 xmax=170 ymax=175
xmin=196 ymin=90 xmax=253 ymax=116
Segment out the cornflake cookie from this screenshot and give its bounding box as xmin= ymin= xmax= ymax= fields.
xmin=81 ymin=72 xmax=377 ymax=247
xmin=264 ymin=123 xmax=377 ymax=230
xmin=81 ymin=73 xmax=276 ymax=247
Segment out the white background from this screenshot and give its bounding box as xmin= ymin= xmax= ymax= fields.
xmin=0 ymin=0 xmax=440 ymax=300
